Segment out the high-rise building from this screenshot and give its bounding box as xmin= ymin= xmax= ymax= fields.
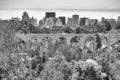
xmin=72 ymin=15 xmax=79 ymax=27
xmin=117 ymin=16 xmax=120 ymax=22
xmin=30 ymin=17 xmax=37 ymax=26
xmin=22 ymin=11 xmax=30 ymax=27
xmin=45 ymin=12 xmax=56 ymax=18
xmin=53 ymin=18 xmax=58 ymax=24
xmin=39 ymin=20 xmax=44 ymax=29
xmin=55 ymin=18 xmax=63 ymax=27
xmin=67 ymin=17 xmax=73 ymax=27
xmin=101 ymin=17 xmax=106 ymax=23
xmin=117 ymin=16 xmax=120 ymax=29
xmin=80 ymin=17 xmax=89 ymax=26
xmin=58 ymin=17 xmax=66 ymax=25
xmin=22 ymin=11 xmax=29 ymax=21
xmin=44 ymin=17 xmax=55 ymax=28
xmin=44 ymin=12 xmax=56 ymax=28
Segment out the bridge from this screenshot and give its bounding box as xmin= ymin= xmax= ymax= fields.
xmin=16 ymin=33 xmax=120 ymax=48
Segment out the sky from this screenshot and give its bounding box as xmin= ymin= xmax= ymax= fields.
xmin=0 ymin=0 xmax=120 ymax=21
xmin=0 ymin=0 xmax=120 ymax=10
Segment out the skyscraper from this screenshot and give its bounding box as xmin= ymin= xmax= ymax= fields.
xmin=39 ymin=20 xmax=44 ymax=29
xmin=55 ymin=18 xmax=62 ymax=26
xmin=45 ymin=12 xmax=56 ymax=18
xmin=22 ymin=11 xmax=29 ymax=21
xmin=30 ymin=17 xmax=37 ymax=26
xmin=44 ymin=17 xmax=54 ymax=28
xmin=80 ymin=17 xmax=89 ymax=26
xmin=117 ymin=16 xmax=120 ymax=22
xmin=117 ymin=16 xmax=120 ymax=29
xmin=72 ymin=15 xmax=79 ymax=27
xmin=58 ymin=17 xmax=66 ymax=25
xmin=67 ymin=17 xmax=73 ymax=27
xmin=44 ymin=12 xmax=56 ymax=28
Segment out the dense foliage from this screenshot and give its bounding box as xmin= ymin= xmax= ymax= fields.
xmin=0 ymin=20 xmax=120 ymax=80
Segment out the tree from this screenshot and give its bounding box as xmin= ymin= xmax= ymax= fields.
xmin=10 ymin=18 xmax=22 ymax=32
xmin=0 ymin=20 xmax=18 ymax=79
xmin=96 ymin=23 xmax=106 ymax=33
xmin=54 ymin=36 xmax=67 ymax=51
xmin=40 ymin=54 xmax=71 ymax=80
xmin=95 ymin=34 xmax=102 ymax=51
xmin=64 ymin=27 xmax=74 ymax=33
xmin=76 ymin=27 xmax=82 ymax=34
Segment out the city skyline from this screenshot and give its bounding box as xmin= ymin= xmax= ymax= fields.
xmin=0 ymin=10 xmax=120 ymax=21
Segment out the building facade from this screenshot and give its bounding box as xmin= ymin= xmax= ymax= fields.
xmin=67 ymin=17 xmax=73 ymax=27
xmin=80 ymin=17 xmax=89 ymax=26
xmin=55 ymin=18 xmax=63 ymax=27
xmin=58 ymin=17 xmax=66 ymax=25
xmin=72 ymin=15 xmax=79 ymax=27
xmin=45 ymin=12 xmax=56 ymax=18
xmin=39 ymin=20 xmax=44 ymax=29
xmin=30 ymin=17 xmax=37 ymax=26
xmin=22 ymin=11 xmax=29 ymax=22
xmin=44 ymin=17 xmax=55 ymax=28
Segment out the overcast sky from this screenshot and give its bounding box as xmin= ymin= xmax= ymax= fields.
xmin=0 ymin=0 xmax=120 ymax=10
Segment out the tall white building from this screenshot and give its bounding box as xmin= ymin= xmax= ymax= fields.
xmin=44 ymin=17 xmax=55 ymax=28
xmin=55 ymin=18 xmax=63 ymax=27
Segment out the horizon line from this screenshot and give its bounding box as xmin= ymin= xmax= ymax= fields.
xmin=0 ymin=8 xmax=120 ymax=12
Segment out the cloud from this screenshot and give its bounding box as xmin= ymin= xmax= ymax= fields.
xmin=0 ymin=0 xmax=120 ymax=9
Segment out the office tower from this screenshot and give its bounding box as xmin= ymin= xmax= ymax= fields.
xmin=117 ymin=16 xmax=120 ymax=29
xmin=55 ymin=18 xmax=62 ymax=27
xmin=45 ymin=12 xmax=56 ymax=18
xmin=53 ymin=18 xmax=58 ymax=24
xmin=30 ymin=17 xmax=37 ymax=26
xmin=72 ymin=15 xmax=79 ymax=27
xmin=22 ymin=11 xmax=30 ymax=27
xmin=44 ymin=12 xmax=56 ymax=28
xmin=58 ymin=17 xmax=66 ymax=25
xmin=22 ymin=11 xmax=29 ymax=21
xmin=39 ymin=20 xmax=44 ymax=29
xmin=67 ymin=17 xmax=73 ymax=27
xmin=44 ymin=17 xmax=54 ymax=28
xmin=80 ymin=17 xmax=89 ymax=26
xmin=117 ymin=16 xmax=120 ymax=22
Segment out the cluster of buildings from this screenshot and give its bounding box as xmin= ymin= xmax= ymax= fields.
xmin=7 ymin=11 xmax=120 ymax=33
xmin=38 ymin=12 xmax=120 ymax=30
xmin=38 ymin=12 xmax=99 ymax=30
xmin=39 ymin=12 xmax=66 ymax=29
xmin=22 ymin=11 xmax=37 ymax=27
xmin=67 ymin=17 xmax=98 ymax=30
